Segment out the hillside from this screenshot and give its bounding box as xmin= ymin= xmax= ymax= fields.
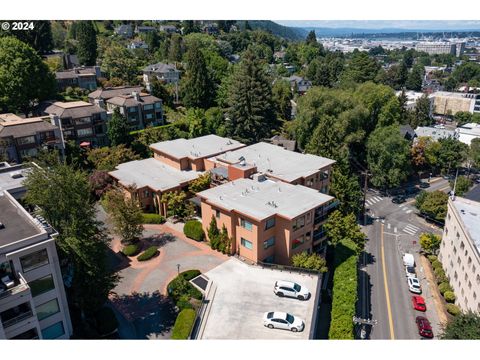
xmin=238 ymin=20 xmax=307 ymax=41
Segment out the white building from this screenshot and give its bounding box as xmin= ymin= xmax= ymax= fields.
xmin=415 ymin=42 xmax=456 ymax=55
xmin=455 ymin=123 xmax=480 ymax=146
xmin=439 ymin=197 xmax=480 ymax=313
xmin=0 ymin=163 xmax=72 ymax=339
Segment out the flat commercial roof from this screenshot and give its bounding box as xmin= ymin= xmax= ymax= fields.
xmin=197 ymin=178 xmax=334 ymax=220
xmin=109 ymin=158 xmax=202 ymax=192
xmin=415 ymin=126 xmax=457 ymax=141
xmin=149 ymin=135 xmax=245 ymax=160
xmin=0 ymin=164 xmax=29 ymax=195
xmin=452 ymin=197 xmax=480 ymax=254
xmin=215 ymin=142 xmax=336 ymax=183
xmin=0 ymin=194 xmax=41 ymax=248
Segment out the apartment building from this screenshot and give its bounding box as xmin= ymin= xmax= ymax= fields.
xmin=40 ymin=101 xmax=108 ymax=147
xmin=88 ymin=86 xmax=144 ymax=107
xmin=415 ymin=42 xmax=457 ymax=55
xmin=0 ymin=114 xmax=64 ymax=163
xmin=0 ymin=164 xmax=72 ymax=339
xmin=206 ymin=142 xmax=335 ymax=193
xmin=439 ymin=196 xmax=480 ymax=313
xmin=432 ymin=91 xmax=480 ymax=116
xmin=455 ymin=123 xmax=480 ymax=146
xmin=55 ymin=66 xmax=100 ymax=91
xmin=197 ymin=177 xmax=337 ymax=265
xmin=109 ymin=135 xmax=245 ymax=213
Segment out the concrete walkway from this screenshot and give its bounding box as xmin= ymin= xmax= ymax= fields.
xmin=420 ymin=255 xmax=449 ymax=327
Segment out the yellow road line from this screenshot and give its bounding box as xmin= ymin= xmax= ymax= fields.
xmin=380 ymin=223 xmax=395 ymax=339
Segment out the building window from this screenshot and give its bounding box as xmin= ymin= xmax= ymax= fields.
xmin=460 ymin=241 xmax=465 ymax=250
xmin=468 ymin=257 xmax=472 ymax=265
xmin=76 ymin=128 xmax=93 ymax=137
xmin=456 ymin=232 xmax=460 ymax=240
xmin=215 ymin=209 xmax=220 ymax=219
xmin=448 ymin=214 xmax=451 ymax=221
xmin=263 ymin=236 xmax=275 ymax=249
xmin=454 ymin=271 xmax=458 ymax=280
xmin=265 ymin=217 xmax=275 ymax=230
xmin=155 ymin=102 xmax=162 ymax=109
xmin=474 ymin=292 xmax=477 ymax=300
xmin=29 ymin=274 xmax=55 ymax=297
xmin=17 ymin=136 xmax=36 ymax=145
xmin=457 ymin=257 xmax=461 ymax=265
xmin=306 ymin=212 xmax=311 ymax=224
xmin=305 ymin=232 xmax=311 ymax=241
xmin=468 ymin=281 xmax=472 ymax=289
xmin=473 ymin=265 xmax=476 ymax=273
xmin=145 ymin=113 xmax=153 ymax=120
xmin=74 ymin=117 xmax=91 ymax=125
xmin=453 ymin=246 xmax=457 ymax=254
xmin=20 ymin=249 xmax=49 ymax=272
xmin=143 ymin=104 xmax=154 ymax=110
xmin=292 ymin=235 xmax=305 ymax=249
xmin=128 ymin=107 xmax=137 ymax=113
xmin=465 ymin=273 xmax=469 ymax=281
xmin=19 ymin=148 xmax=38 ymax=158
xmin=36 ymin=298 xmax=60 ymax=321
xmin=241 ymin=219 xmax=253 ymax=231
xmin=293 ymin=216 xmax=305 ymax=231
xmin=241 ymin=238 xmax=253 ymax=250
xmin=41 ymin=321 xmax=65 ymax=339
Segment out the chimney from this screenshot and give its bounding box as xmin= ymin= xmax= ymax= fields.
xmin=132 ymin=91 xmax=140 ymax=101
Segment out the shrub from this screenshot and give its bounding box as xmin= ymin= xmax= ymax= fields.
xmin=181 ymin=269 xmax=201 ymax=281
xmin=436 ymin=273 xmax=448 ymax=285
xmin=432 ymin=260 xmax=443 ymax=270
xmin=171 ymin=309 xmax=196 ymax=339
xmin=168 ymin=271 xmax=203 ymax=303
xmin=137 ymin=246 xmax=158 ymax=261
xmin=328 ymin=239 xmax=358 ymax=339
xmin=438 ymin=282 xmax=453 ymax=295
xmin=121 ymin=244 xmax=140 ymax=257
xmin=427 ymin=255 xmax=438 ymax=263
xmin=444 ymin=291 xmax=456 ymax=303
xmin=95 ymin=307 xmax=118 ymax=336
xmin=434 ymin=266 xmax=446 ymax=279
xmin=446 ymin=304 xmax=461 ymax=316
xmin=176 ymin=295 xmax=194 ymax=311
xmin=183 ymin=220 xmax=205 ymax=241
xmin=142 ymin=213 xmax=166 ymax=224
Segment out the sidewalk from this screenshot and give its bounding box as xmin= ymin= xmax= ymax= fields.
xmin=419 ymin=255 xmax=448 ymax=327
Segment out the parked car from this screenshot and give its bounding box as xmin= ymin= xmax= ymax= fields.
xmin=405 ymin=265 xmax=416 ymax=278
xmin=412 ymin=296 xmax=427 ymax=311
xmin=419 ymin=182 xmax=430 ymax=189
xmin=274 ymin=280 xmax=310 ymax=300
xmin=416 ymin=316 xmax=434 ymax=338
xmin=263 ymin=312 xmax=305 ymax=332
xmin=392 ymin=195 xmax=406 ymax=204
xmin=408 ymin=277 xmax=422 ymax=294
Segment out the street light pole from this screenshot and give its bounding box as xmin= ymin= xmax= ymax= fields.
xmin=177 ymin=264 xmax=180 ymax=275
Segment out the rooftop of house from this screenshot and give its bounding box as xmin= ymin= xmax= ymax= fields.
xmin=433 ymin=91 xmax=477 ymax=99
xmin=0 ymin=115 xmax=57 ymax=139
xmin=0 ymin=193 xmax=42 ymax=248
xmin=214 ymin=142 xmax=336 ymax=183
xmin=457 ymin=123 xmax=480 ymax=135
xmin=150 ymin=135 xmax=246 ymax=160
xmin=197 ymin=178 xmax=334 ymax=221
xmin=415 ymin=126 xmax=457 ymax=141
xmin=451 ymin=196 xmax=480 ymax=254
xmin=88 ymin=86 xmax=144 ymax=100
xmin=55 ymin=67 xmax=97 ymax=80
xmin=143 ymin=62 xmax=178 ymax=73
xmin=109 ymin=157 xmax=202 ymax=192
xmin=106 ymin=92 xmax=161 ymax=107
xmin=0 ymin=163 xmax=30 ymax=195
xmin=41 ymin=101 xmax=105 ymax=118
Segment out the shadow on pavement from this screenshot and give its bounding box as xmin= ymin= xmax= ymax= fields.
xmin=144 ymin=232 xmax=177 ymax=248
xmin=356 ymin=250 xmax=375 ymax=339
xmin=109 ymin=291 xmax=177 ymax=339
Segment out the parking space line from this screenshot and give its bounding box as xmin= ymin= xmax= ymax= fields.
xmin=394 ymin=227 xmax=397 ymax=233
xmin=387 ymin=223 xmax=391 ymax=229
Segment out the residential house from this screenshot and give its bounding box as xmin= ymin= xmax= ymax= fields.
xmin=127 ymin=40 xmax=148 ymax=50
xmin=400 ymin=125 xmax=416 ymax=141
xmin=0 ymin=163 xmax=73 ymax=339
xmin=284 ymin=75 xmax=312 ymax=94
xmin=40 ymin=101 xmax=108 ymax=147
xmin=142 ymin=63 xmax=180 ymax=91
xmin=414 ymin=126 xmax=459 ymax=142
xmin=197 ymin=177 xmax=337 ymax=264
xmin=135 ymin=25 xmax=157 ymax=34
xmin=0 ymin=114 xmax=64 ymax=164
xmin=88 ymin=86 xmax=144 ymax=108
xmin=202 ymin=23 xmax=219 ymax=35
xmin=438 ymin=196 xmax=480 ymax=313
xmin=273 ymin=51 xmax=286 ymax=62
xmin=105 ymin=91 xmax=163 ymax=130
xmin=115 ymin=24 xmax=133 ymax=38
xmin=159 ymin=25 xmax=178 ymax=34
xmin=55 ymin=66 xmax=100 ymax=91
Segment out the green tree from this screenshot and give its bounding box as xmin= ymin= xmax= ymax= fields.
xmin=180 ymin=42 xmax=214 ymax=109
xmin=87 ymin=145 xmax=140 ymax=171
xmin=470 ymin=138 xmax=480 ymax=169
xmin=0 ymin=36 xmax=56 ymax=115
xmin=107 ymin=108 xmax=131 ymax=146
xmin=341 ymin=50 xmax=380 ymax=84
xmin=440 ymin=311 xmax=480 ymax=339
xmin=24 ymin=161 xmax=118 ymax=316
xmin=419 ymin=233 xmax=442 ymax=255
xmin=225 ymin=48 xmax=277 ymax=143
xmin=367 ymin=125 xmax=411 ymax=189
xmin=185 ymin=108 xmax=208 ymax=138
xmin=144 ymin=31 xmax=160 ymax=52
xmin=272 ymin=79 xmax=292 ymax=120
xmin=454 ymin=111 xmax=472 ymax=126
xmin=291 ymin=252 xmax=328 ymax=272
xmin=168 ymin=33 xmax=184 ymax=62
xmin=305 ymin=30 xmax=317 ymax=46
xmin=188 ymin=173 xmax=211 ymax=193
xmin=330 ymin=167 xmax=363 ymax=216
xmin=149 ymin=78 xmax=174 ymax=108
xmin=76 ymin=21 xmax=97 ymax=66
xmin=416 ymin=190 xmax=448 ymax=222
xmin=406 ymin=64 xmax=424 ymax=91
xmin=411 ymin=94 xmax=433 ymax=128
xmin=436 ymin=138 xmax=468 ymax=174
xmin=324 ymin=210 xmax=367 ymax=254
xmin=0 ymin=21 xmax=54 ymax=54
xmin=161 ymin=191 xmax=194 ymax=219
xmin=104 ymin=187 xmax=144 ymax=244
xmin=450 ymin=176 xmax=473 ymax=197
xmin=101 ymin=43 xmax=139 ymax=84
xmin=207 ymin=215 xmax=220 ymax=246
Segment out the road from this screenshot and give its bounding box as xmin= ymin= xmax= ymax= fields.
xmin=357 ymin=178 xmax=448 ymax=339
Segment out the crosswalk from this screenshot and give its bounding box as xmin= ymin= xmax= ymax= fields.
xmin=399 ymin=203 xmax=413 ymax=214
xmin=365 ymin=196 xmax=383 ymax=206
xmin=403 ymin=224 xmax=420 ymax=236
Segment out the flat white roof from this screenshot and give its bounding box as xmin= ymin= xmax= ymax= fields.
xmin=452 ymin=197 xmax=480 ymax=255
xmin=198 ymin=178 xmax=334 ymax=220
xmin=214 ymin=142 xmax=335 ymax=183
xmin=149 ymin=134 xmax=245 ymax=160
xmin=415 ymin=126 xmax=457 ymax=140
xmin=109 ymin=158 xmax=201 ymax=192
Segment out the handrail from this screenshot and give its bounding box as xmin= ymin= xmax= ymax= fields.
xmin=257 ymin=260 xmax=322 ymax=275
xmin=2 ymin=310 xmax=33 ymax=328
xmin=0 ymin=273 xmax=30 ymax=300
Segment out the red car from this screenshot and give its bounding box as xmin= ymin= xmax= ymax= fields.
xmin=412 ymin=296 xmax=427 ymax=312
xmin=416 ymin=316 xmax=434 ymax=338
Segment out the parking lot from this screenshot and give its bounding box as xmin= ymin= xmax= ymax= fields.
xmin=199 ymin=258 xmax=320 ymax=340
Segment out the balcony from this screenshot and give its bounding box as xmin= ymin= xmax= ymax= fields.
xmin=0 ymin=302 xmax=34 ymax=329
xmin=0 ymin=273 xmax=30 ymax=300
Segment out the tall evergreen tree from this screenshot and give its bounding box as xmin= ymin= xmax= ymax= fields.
xmin=244 ymin=21 xmax=252 ymax=31
xmin=225 ymin=48 xmax=277 ymax=143
xmin=180 ymin=42 xmax=214 ymax=108
xmin=107 ymin=108 xmax=131 ymax=146
xmin=306 ymin=30 xmax=317 ymax=46
xmin=76 ymin=21 xmax=97 ymax=66
xmin=0 ymin=20 xmax=54 ymax=54
xmin=406 ymin=64 xmax=424 ymax=91
xmin=411 ymin=94 xmax=433 ymax=128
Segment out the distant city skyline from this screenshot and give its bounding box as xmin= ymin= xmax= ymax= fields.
xmin=276 ymin=20 xmax=480 ymax=30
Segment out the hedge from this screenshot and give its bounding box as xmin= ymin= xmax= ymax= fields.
xmin=168 ymin=273 xmax=203 ymax=303
xmin=438 ymin=282 xmax=452 ymax=295
xmin=181 ymin=269 xmax=201 ymax=281
xmin=183 ymin=220 xmax=205 ymax=241
xmin=434 ymin=267 xmax=446 ymax=279
xmin=122 ymin=244 xmax=140 ymax=257
xmin=137 ymin=246 xmax=158 ymax=261
xmin=427 ymin=255 xmax=438 ymax=263
xmin=142 ymin=213 xmax=166 ymax=224
xmin=432 ymin=260 xmax=443 ymax=270
xmin=444 ymin=291 xmax=456 ymax=303
xmin=171 ymin=309 xmax=196 ymax=340
xmin=328 ymin=239 xmax=358 ymax=339
xmin=446 ymin=304 xmax=461 ymax=316
xmin=436 ymin=273 xmax=448 ymax=285
xmin=176 ymin=295 xmax=194 ymax=311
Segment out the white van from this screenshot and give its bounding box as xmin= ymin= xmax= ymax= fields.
xmin=403 ymin=253 xmax=415 ymax=267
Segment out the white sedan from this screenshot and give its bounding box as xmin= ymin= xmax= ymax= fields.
xmin=408 ymin=277 xmax=422 ymax=294
xmin=273 ymin=280 xmax=310 ymax=300
xmin=263 ymin=312 xmax=305 ymax=332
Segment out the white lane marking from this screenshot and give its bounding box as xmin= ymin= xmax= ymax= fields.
xmin=366 ymin=200 xmax=373 ymax=206
xmin=405 ymin=210 xmax=413 ymax=214
xmin=405 ymin=224 xmax=419 ymax=231
xmin=373 ymin=196 xmax=382 ymax=202
xmin=394 ymin=227 xmax=397 ymax=233
xmin=387 ymin=223 xmax=391 ymax=230
xmin=403 ymin=228 xmax=417 ymax=235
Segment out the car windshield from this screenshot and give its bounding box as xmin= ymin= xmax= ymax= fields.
xmin=267 ymin=312 xmax=274 ymax=319
xmin=286 ymin=314 xmax=295 ymax=324
xmin=293 ymin=283 xmax=301 ymax=292
xmin=407 ymin=267 xmax=415 ymax=273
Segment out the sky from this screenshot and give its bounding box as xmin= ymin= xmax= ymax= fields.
xmin=275 ymin=20 xmax=480 ymax=30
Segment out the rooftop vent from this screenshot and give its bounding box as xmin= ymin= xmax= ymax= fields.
xmin=10 ymin=172 xmax=23 ymax=179
xmin=266 ymin=201 xmax=278 ymax=208
xmin=470 ymin=212 xmax=478 ymax=217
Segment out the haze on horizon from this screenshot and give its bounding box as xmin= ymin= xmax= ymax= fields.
xmin=276 ymin=20 xmax=480 ymax=30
